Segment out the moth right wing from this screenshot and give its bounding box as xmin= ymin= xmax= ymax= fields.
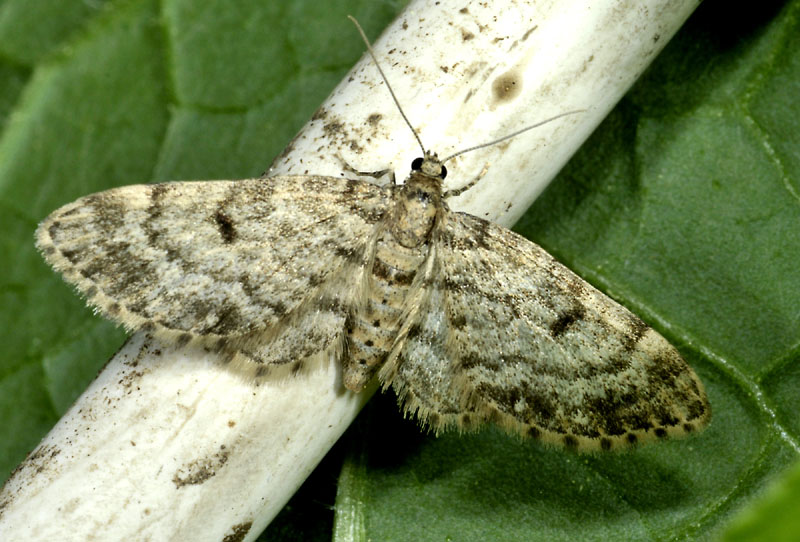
xmin=37 ymin=176 xmax=392 ymax=347
xmin=385 ymin=211 xmax=710 ymax=452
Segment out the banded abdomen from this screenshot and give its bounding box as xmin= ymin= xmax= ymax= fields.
xmin=342 ymin=230 xmax=429 ymax=390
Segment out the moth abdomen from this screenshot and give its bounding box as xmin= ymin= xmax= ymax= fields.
xmin=342 ymin=228 xmax=430 ymax=391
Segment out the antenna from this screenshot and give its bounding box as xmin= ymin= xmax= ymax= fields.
xmin=440 ymin=110 xmax=585 ymax=164
xmin=348 ymin=16 xmax=584 ymax=165
xmin=348 ymin=16 xmax=427 ymax=156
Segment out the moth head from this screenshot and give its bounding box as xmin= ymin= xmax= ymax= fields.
xmin=411 ymin=152 xmax=447 ymax=180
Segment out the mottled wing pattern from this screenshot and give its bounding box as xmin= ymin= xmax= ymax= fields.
xmin=387 ymin=211 xmax=711 ymax=451
xmin=231 ymin=248 xmax=372 ymax=378
xmin=380 ymin=267 xmax=487 ymax=424
xmin=37 ymin=176 xmax=391 ymax=351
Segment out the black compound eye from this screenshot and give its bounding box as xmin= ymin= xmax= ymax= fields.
xmin=439 ymin=165 xmax=447 ymax=179
xmin=411 ymin=157 xmax=424 ymax=170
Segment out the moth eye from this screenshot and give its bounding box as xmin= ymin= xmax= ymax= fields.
xmin=411 ymin=157 xmax=424 ymax=170
xmin=440 ymin=165 xmax=447 ymax=179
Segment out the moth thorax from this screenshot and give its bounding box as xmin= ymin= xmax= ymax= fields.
xmin=392 ymin=173 xmax=441 ymax=248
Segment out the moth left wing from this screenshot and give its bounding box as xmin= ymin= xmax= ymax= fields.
xmin=385 ymin=211 xmax=710 ymax=452
xmin=37 ymin=176 xmax=391 ymax=344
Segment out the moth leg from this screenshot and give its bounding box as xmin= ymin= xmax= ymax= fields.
xmin=337 ymin=153 xmax=396 ymax=185
xmin=444 ymin=163 xmax=489 ymax=199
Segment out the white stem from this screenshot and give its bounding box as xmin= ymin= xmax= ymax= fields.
xmin=0 ymin=1 xmax=699 ymax=540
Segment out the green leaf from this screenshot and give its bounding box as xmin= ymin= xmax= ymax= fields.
xmin=0 ymin=2 xmax=798 ymax=542
xmin=722 ymin=458 xmax=800 ymax=542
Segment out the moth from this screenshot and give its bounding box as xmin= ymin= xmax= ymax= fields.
xmin=36 ymin=20 xmax=710 ymax=452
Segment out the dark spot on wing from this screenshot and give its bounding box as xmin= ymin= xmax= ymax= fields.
xmin=200 ymin=305 xmax=244 ymax=335
xmin=629 ymin=413 xmax=654 ymax=431
xmin=333 ymin=245 xmax=360 ymax=263
xmin=686 ymin=399 xmax=709 ymax=421
xmin=48 ymin=222 xmax=61 ymax=240
xmin=474 ymin=381 xmax=557 ymax=428
xmin=149 ymin=183 xmax=171 ymax=201
xmin=656 ymin=410 xmax=678 ymax=427
xmin=451 ymin=314 xmax=467 ymax=329
xmin=214 ymin=209 xmax=237 ymax=243
xmin=267 ymin=299 xmax=288 ymax=319
xmin=459 ymin=354 xmax=501 ymax=372
xmin=59 ymin=248 xmax=81 ymax=264
xmin=79 ymin=260 xmax=105 ymax=280
xmin=601 ymin=415 xmax=624 ymax=437
xmin=219 ymin=348 xmax=237 ymax=363
xmin=550 ymin=305 xmax=586 ymax=337
xmin=621 ymin=314 xmax=650 ymax=350
xmin=212 ymin=337 xmax=229 ymax=352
